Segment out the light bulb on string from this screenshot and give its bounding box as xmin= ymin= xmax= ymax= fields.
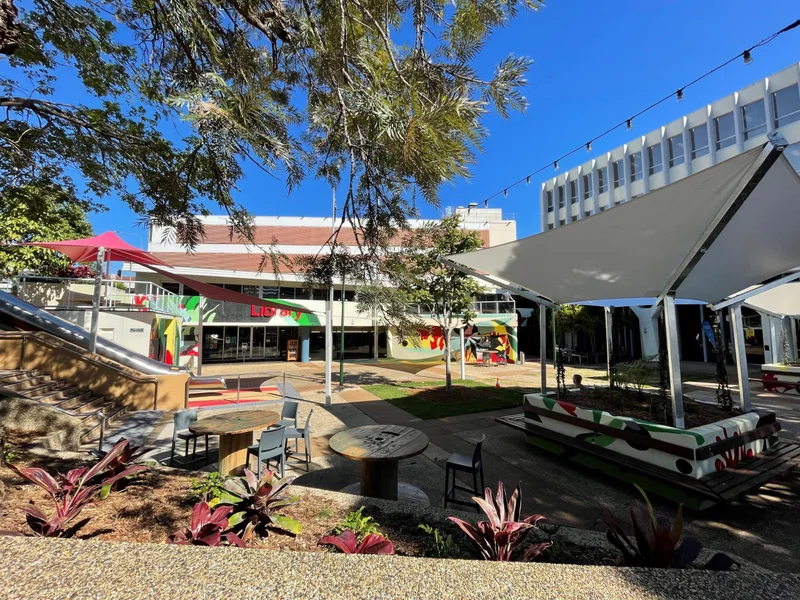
xmin=586 ymin=142 xmax=592 ymax=152
xmin=504 ymin=189 xmax=508 ymax=198
xmin=526 ymin=176 xmax=531 ymax=185
xmin=676 ymin=88 xmax=684 ymax=102
xmin=626 ymin=119 xmax=633 ymax=130
xmin=554 ymin=161 xmax=559 ymax=171
xmin=743 ymin=49 xmax=753 ymax=65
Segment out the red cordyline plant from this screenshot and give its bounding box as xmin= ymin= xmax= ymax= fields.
xmin=600 ymin=485 xmax=735 ymax=570
xmin=168 ymin=502 xmax=246 ymax=547
xmin=7 ymin=439 xmax=149 ymax=537
xmin=318 ymin=530 xmax=395 ymax=555
xmin=90 ymin=438 xmax=151 ymax=499
xmin=211 ymin=468 xmax=302 ymax=539
xmin=448 ymin=482 xmax=551 ymax=562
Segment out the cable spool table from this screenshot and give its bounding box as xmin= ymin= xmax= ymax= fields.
xmin=189 ymin=409 xmax=279 ymax=475
xmin=328 ymin=425 xmax=429 ymax=501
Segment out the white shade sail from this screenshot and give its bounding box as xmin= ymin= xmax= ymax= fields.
xmin=745 ymin=282 xmax=800 ymax=317
xmin=446 ymin=142 xmax=800 ymax=306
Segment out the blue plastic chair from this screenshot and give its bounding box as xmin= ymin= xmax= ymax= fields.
xmin=247 ymin=426 xmax=287 ymax=477
xmin=170 ymin=409 xmax=209 ymax=466
xmin=285 ymin=409 xmax=314 ymax=472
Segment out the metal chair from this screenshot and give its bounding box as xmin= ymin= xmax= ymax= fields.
xmin=284 ymin=409 xmax=314 ymax=471
xmin=170 ymin=409 xmax=209 ymax=467
xmin=247 ymin=426 xmax=287 ymax=477
xmin=444 ymin=435 xmax=485 ymax=511
xmin=276 ymin=400 xmax=299 ymax=429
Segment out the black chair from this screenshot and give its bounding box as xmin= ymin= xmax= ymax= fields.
xmin=170 ymin=409 xmax=210 ymax=467
xmin=444 ymin=435 xmax=485 ymax=511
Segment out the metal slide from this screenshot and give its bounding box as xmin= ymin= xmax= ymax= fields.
xmin=0 ymin=289 xmax=189 ymax=376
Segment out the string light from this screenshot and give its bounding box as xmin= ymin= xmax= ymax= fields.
xmin=472 ymin=18 xmax=800 ymax=208
xmin=526 ymin=176 xmax=531 ymax=184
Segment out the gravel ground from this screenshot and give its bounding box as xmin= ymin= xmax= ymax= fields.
xmin=0 ymin=536 xmax=797 ymax=600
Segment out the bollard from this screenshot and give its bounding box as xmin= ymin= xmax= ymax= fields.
xmin=237 ymin=374 xmax=241 ymax=404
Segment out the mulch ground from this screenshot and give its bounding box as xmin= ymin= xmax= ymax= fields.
xmin=563 ymin=387 xmax=739 ymax=428
xmin=0 ymin=451 xmax=617 ymax=565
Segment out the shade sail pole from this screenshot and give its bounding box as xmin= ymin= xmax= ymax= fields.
xmin=459 ymin=328 xmax=466 ymax=380
xmin=604 ymin=307 xmax=613 ymax=380
xmin=89 ymin=246 xmax=105 ymax=354
xmin=551 ymin=310 xmax=557 ymax=368
xmin=539 ymin=303 xmax=547 ymax=396
xmin=729 ymin=303 xmax=752 ymax=413
xmin=663 ymin=295 xmax=685 ymax=429
xmin=324 ymin=189 xmax=335 ymax=407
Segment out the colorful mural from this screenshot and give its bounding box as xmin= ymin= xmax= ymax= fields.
xmin=523 ymin=393 xmax=779 ymax=479
xmin=147 ymin=316 xmax=181 ymax=366
xmin=388 ymin=316 xmax=518 ymax=363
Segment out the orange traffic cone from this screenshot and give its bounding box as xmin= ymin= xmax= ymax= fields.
xmin=495 ymin=377 xmax=500 ymax=389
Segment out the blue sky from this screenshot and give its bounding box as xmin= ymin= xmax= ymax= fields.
xmin=70 ymin=1 xmax=800 ymax=244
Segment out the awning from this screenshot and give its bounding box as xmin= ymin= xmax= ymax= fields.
xmin=25 ymin=232 xmax=315 ymax=315
xmin=446 ymin=141 xmax=800 ymax=306
xmin=744 ymin=282 xmax=800 ymax=317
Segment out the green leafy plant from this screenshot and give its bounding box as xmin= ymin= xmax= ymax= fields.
xmin=334 ymin=506 xmax=380 ymax=541
xmin=448 ymin=482 xmax=550 ymax=562
xmin=600 ymin=485 xmax=735 ymax=570
xmin=315 ymin=507 xmax=335 ymax=520
xmin=418 ymin=523 xmax=459 ymax=558
xmin=211 ymin=469 xmax=301 ymax=539
xmin=189 ymin=472 xmax=228 ymax=503
xmin=168 ymin=502 xmax=246 ymax=547
xmin=615 ymin=358 xmax=655 ymax=399
xmin=318 ymin=531 xmax=395 ymax=555
xmin=7 ymin=440 xmax=148 ymax=537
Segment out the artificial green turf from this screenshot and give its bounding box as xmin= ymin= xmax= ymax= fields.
xmin=363 ymin=379 xmax=532 ymax=419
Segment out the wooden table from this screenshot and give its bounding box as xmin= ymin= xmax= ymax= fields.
xmin=189 ymin=409 xmax=279 ymax=475
xmin=329 ymin=425 xmax=429 ymax=500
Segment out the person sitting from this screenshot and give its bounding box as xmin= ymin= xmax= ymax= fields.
xmin=572 ymin=373 xmax=585 ymax=390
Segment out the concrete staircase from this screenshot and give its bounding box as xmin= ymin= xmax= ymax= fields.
xmin=0 ymin=369 xmax=127 ymax=445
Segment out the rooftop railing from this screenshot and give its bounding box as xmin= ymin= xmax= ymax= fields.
xmin=16 ymin=276 xmax=183 ymax=317
xmin=408 ymin=299 xmax=515 ymax=316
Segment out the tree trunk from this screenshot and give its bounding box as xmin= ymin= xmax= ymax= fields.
xmin=444 ymin=328 xmax=452 ymax=392
xmin=0 ymin=0 xmax=20 ymax=56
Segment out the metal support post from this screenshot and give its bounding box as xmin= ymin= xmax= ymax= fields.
xmin=89 ymin=246 xmax=105 ymax=354
xmin=539 ymin=303 xmax=547 ymax=395
xmin=663 ymin=295 xmax=685 ymax=429
xmin=729 ymin=304 xmax=752 ymax=413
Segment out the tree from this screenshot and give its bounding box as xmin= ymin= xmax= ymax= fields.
xmin=555 ymin=305 xmax=602 ymax=353
xmin=0 ymin=181 xmax=93 ymax=277
xmin=378 ymin=215 xmax=484 ymax=391
xmin=1 ymin=0 xmax=540 ymax=251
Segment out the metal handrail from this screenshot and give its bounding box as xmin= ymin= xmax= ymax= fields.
xmin=4 ymin=330 xmax=160 ymax=415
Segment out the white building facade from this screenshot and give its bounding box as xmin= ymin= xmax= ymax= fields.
xmin=541 ymin=63 xmax=800 ymax=230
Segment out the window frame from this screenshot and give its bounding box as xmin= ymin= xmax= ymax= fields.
xmin=668 ymin=135 xmax=684 ymax=167
xmin=546 ymin=190 xmax=554 ymax=213
xmin=714 ymin=112 xmax=736 ymax=150
xmin=598 ymin=167 xmax=608 ymax=193
xmin=569 ymin=180 xmax=578 ymax=204
xmin=690 ymin=124 xmax=709 ymax=159
xmin=582 ymin=173 xmax=592 ymax=199
xmin=612 ymin=160 xmax=624 ymax=188
xmin=647 ymin=144 xmax=663 ymax=175
xmin=741 ymin=99 xmax=767 ymax=140
xmin=558 ymin=185 xmax=566 ymax=209
xmin=772 ymin=83 xmax=800 ymax=129
xmin=629 ymin=152 xmax=643 ymax=182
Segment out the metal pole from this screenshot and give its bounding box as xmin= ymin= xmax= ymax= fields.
xmin=373 ymin=308 xmax=379 ymax=362
xmin=730 ymin=304 xmax=752 ymax=413
xmin=339 ymin=273 xmax=346 ymax=386
xmin=89 ymin=246 xmax=105 ymax=354
xmin=551 ymin=310 xmax=557 ymax=368
xmin=196 ymin=296 xmax=204 ymax=376
xmin=700 ymin=305 xmax=709 ymax=363
xmin=459 ymin=328 xmax=466 ymax=381
xmin=324 ymin=189 xmax=335 ymax=406
xmin=604 ymin=306 xmax=613 ymax=380
xmin=237 ymin=374 xmax=241 ymax=404
xmin=283 ymin=370 xmax=286 ymax=398
xmin=663 ymin=295 xmax=685 ymax=429
xmin=539 ymin=303 xmax=547 ymax=396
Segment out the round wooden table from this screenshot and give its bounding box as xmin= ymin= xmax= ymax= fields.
xmin=329 ymin=425 xmax=429 ymax=501
xmin=189 ymin=409 xmax=279 ymax=475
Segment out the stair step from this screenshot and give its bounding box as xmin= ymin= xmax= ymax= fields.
xmin=30 ymin=386 xmax=83 ymax=404
xmin=3 ymin=376 xmax=54 ymax=392
xmin=53 ymin=391 xmax=98 ymax=411
xmin=16 ymin=381 xmax=67 ymax=396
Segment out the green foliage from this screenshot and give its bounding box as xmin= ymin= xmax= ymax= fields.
xmin=0 ymin=183 xmax=93 ymax=277
xmin=334 ymin=506 xmax=381 ymax=541
xmin=188 ymin=472 xmax=227 ymax=503
xmin=418 ymin=523 xmax=460 ymax=558
xmin=2 ymin=0 xmax=541 ymax=251
xmin=615 ymin=358 xmax=656 ymax=399
xmin=315 ymin=506 xmax=335 ymax=520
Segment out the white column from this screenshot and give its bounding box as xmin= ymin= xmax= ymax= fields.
xmin=539 ymin=304 xmax=547 ymax=396
xmin=733 ymin=92 xmax=745 ymax=153
xmin=764 ymin=78 xmax=776 ymax=135
xmin=681 ymin=117 xmax=692 ymax=178
xmin=459 ymin=328 xmax=466 ymax=380
xmin=700 ymin=305 xmax=709 ymax=363
xmin=660 ymin=127 xmax=671 ymax=185
xmin=576 ymin=167 xmax=585 ymax=220
xmin=591 ymin=161 xmax=600 ymax=214
xmin=706 ymin=105 xmax=717 ymax=166
xmin=196 ymin=296 xmax=204 ymax=375
xmin=89 ymin=246 xmax=105 ymax=354
xmin=663 ymin=295 xmax=685 ymax=429
xmin=622 ymin=145 xmax=632 ymax=203
xmin=604 ymin=306 xmax=613 ymax=379
xmin=540 ymin=186 xmax=548 ymax=232
xmin=730 ymin=304 xmax=752 ymax=412
xmin=641 ymin=136 xmax=651 ymax=195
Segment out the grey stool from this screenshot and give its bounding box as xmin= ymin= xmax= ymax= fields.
xmin=247 ymin=426 xmax=287 ymax=477
xmin=444 ymin=435 xmax=485 ymax=511
xmin=170 ymin=409 xmax=210 ymax=467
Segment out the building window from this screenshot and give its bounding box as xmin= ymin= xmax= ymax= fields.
xmin=261 ymin=285 xmax=278 ymax=298
xmin=668 ymin=135 xmax=684 ymax=167
xmin=559 ymin=218 xmax=566 ymax=226
xmin=647 ymin=145 xmax=663 ymax=175
xmin=772 ymin=83 xmax=800 ymax=128
xmin=582 ymin=173 xmax=592 ymax=199
xmin=690 ymin=125 xmax=709 ymax=159
xmin=584 ymin=210 xmax=591 ymax=218
xmin=714 ymin=112 xmax=736 ymax=150
xmin=599 ymin=206 xmax=606 ymax=212
xmin=546 ymin=190 xmax=554 ymax=213
xmin=243 ymin=285 xmax=260 ymax=297
xmin=547 ymin=223 xmax=554 ymax=230
xmin=162 ymin=282 xmax=180 ymax=294
xmin=558 ymin=185 xmax=566 ymax=209
xmin=629 ymin=152 xmax=643 ymax=182
xmin=612 ymin=160 xmax=624 ymax=188
xmin=569 ymin=180 xmax=578 ymax=204
xmin=741 ymin=99 xmax=766 ymax=140
xmin=598 ymin=167 xmax=608 ymax=193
